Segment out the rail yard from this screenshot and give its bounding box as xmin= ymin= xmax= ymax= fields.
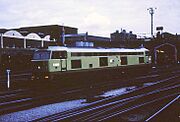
xmin=0 ymin=22 xmax=180 ymax=122
xmin=0 ymin=64 xmax=179 ymax=121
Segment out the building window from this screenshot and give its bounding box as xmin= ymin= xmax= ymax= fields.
xmin=71 ymin=60 xmax=81 ymax=69
xmin=121 ymin=57 xmax=127 ymax=65
xmin=99 ymin=57 xmax=108 ymax=67
xmin=139 ymin=57 xmax=144 ymax=63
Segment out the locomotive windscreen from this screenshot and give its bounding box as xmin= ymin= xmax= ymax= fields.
xmin=33 ymin=50 xmax=51 ymax=60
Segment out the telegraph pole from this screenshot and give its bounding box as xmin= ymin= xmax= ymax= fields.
xmin=147 ymin=7 xmax=157 ymax=37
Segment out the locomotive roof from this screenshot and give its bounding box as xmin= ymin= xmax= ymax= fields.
xmin=47 ymin=46 xmax=149 ymax=52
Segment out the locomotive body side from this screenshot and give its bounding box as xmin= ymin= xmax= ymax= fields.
xmin=31 ymin=46 xmax=151 ymax=81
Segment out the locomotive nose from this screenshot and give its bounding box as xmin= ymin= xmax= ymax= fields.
xmin=33 ymin=61 xmax=48 ymax=71
xmin=31 ymin=61 xmax=49 ymax=80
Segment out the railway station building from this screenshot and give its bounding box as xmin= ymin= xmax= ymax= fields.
xmin=0 ymin=25 xmax=78 ymax=73
xmin=110 ymin=30 xmax=145 ymax=48
xmin=145 ymin=32 xmax=180 ymax=65
xmin=64 ymin=33 xmax=110 ymax=48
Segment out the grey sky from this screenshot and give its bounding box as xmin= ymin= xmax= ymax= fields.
xmin=0 ymin=0 xmax=179 ymax=37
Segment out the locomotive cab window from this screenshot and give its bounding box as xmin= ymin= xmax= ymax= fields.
xmin=52 ymin=51 xmax=67 ymax=59
xmin=145 ymin=51 xmax=149 ymax=56
xmin=33 ymin=50 xmax=51 ymax=60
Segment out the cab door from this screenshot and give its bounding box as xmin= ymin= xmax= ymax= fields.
xmin=60 ymin=51 xmax=67 ymax=71
xmin=51 ymin=51 xmax=67 ymax=71
xmin=61 ymin=59 xmax=67 ymax=71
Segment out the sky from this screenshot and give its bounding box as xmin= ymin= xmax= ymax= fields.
xmin=0 ymin=0 xmax=179 ymax=37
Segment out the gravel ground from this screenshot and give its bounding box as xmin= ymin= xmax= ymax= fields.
xmin=0 ymin=82 xmax=157 ymax=122
xmin=0 ymin=99 xmax=89 ymax=122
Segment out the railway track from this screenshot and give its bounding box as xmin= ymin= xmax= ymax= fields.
xmin=31 ymin=74 xmax=180 ymax=122
xmin=0 ymin=85 xmax=85 ymax=115
xmin=145 ymin=95 xmax=179 ymax=122
xmin=0 ymin=66 xmax=179 ymax=120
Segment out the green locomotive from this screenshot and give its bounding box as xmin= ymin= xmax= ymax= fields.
xmin=31 ymin=46 xmax=151 ymax=81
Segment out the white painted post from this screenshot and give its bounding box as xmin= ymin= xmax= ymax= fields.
xmin=24 ymin=38 xmax=26 ymax=48
xmin=41 ymin=40 xmax=44 ymax=47
xmin=1 ymin=34 xmax=3 ymax=48
xmin=6 ymin=69 xmax=11 ymax=89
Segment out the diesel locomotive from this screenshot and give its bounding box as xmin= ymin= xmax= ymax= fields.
xmin=31 ymin=46 xmax=151 ymax=81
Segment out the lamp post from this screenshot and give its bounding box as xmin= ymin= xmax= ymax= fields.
xmin=147 ymin=7 xmax=157 ymax=37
